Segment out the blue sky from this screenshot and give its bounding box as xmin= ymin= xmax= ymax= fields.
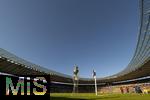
xmin=0 ymin=0 xmax=139 ymax=78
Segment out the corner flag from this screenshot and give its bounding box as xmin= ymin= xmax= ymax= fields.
xmin=93 ymin=70 xmax=96 ymax=79
xmin=92 ymin=69 xmax=97 ymax=96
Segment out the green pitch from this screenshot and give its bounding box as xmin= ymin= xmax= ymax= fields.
xmin=50 ymin=93 xmax=150 ymax=100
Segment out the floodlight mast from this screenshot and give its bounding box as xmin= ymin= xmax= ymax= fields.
xmin=72 ymin=64 xmax=79 ymax=93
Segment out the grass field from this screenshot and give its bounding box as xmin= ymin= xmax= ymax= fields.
xmin=50 ymin=93 xmax=150 ymax=100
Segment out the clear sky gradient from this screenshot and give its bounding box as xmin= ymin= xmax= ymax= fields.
xmin=0 ymin=0 xmax=139 ymax=78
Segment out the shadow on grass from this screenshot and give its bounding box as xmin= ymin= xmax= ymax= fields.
xmin=90 ymin=96 xmax=121 ymax=100
xmin=50 ymin=96 xmax=86 ymax=100
xmin=50 ymin=96 xmax=120 ymax=100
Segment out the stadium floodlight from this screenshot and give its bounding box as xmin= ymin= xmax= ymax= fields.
xmin=10 ymin=60 xmax=14 ymax=63
xmin=7 ymin=59 xmax=10 ymax=62
xmin=19 ymin=77 xmax=25 ymax=79
xmin=15 ymin=62 xmax=18 ymax=65
xmin=27 ymin=66 xmax=30 ymax=68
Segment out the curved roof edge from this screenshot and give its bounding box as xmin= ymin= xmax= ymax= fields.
xmin=0 ymin=48 xmax=72 ymax=78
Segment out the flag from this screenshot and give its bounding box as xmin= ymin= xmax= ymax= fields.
xmin=93 ymin=70 xmax=96 ymax=78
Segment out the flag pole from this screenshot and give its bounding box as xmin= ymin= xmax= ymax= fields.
xmin=93 ymin=69 xmax=98 ymax=96
xmin=94 ymin=76 xmax=98 ymax=96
